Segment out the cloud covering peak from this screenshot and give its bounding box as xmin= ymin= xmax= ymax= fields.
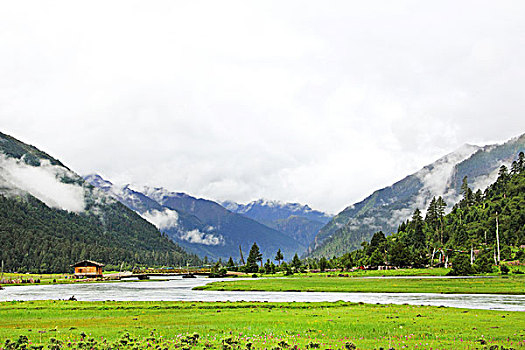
xmin=140 ymin=208 xmax=224 ymax=246
xmin=0 ymin=155 xmax=86 ymax=212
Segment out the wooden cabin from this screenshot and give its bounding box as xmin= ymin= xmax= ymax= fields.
xmin=71 ymin=260 xmax=104 ymax=278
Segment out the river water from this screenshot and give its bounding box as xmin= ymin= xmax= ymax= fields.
xmin=1 ymin=276 xmax=523 ymax=311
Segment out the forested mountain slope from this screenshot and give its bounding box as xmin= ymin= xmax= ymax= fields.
xmin=0 ymin=132 xmax=199 ymax=273
xmin=309 ymin=133 xmax=525 ymax=258
xmin=346 ymin=152 xmax=525 ymax=270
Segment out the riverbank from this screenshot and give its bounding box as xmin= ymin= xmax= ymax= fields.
xmin=1 ymin=300 xmax=523 ymax=349
xmin=0 ymin=272 xmax=179 ymax=288
xmin=194 ymin=275 xmax=525 ymax=294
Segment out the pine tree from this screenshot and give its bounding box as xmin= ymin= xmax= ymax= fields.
xmin=498 ymin=165 xmax=509 ymax=182
xmin=410 ymin=209 xmax=425 ymax=245
xmin=425 ymin=197 xmax=439 ymax=241
xmin=291 ymin=253 xmax=302 ymax=271
xmin=319 ymin=256 xmax=328 ymax=272
xmin=388 ymin=240 xmax=409 ymax=267
xmin=518 ymin=151 xmax=525 ymax=172
xmin=460 ymin=176 xmax=473 ymax=207
xmin=474 ymin=189 xmax=483 ymax=204
xmin=226 ymin=256 xmax=235 ymax=269
xmin=436 ymin=196 xmax=447 ymax=244
xmin=245 ymin=242 xmax=262 ymax=273
xmin=340 ymin=253 xmax=353 ymax=271
xmin=274 ymin=249 xmax=284 ymax=266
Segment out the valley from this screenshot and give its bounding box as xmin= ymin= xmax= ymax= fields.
xmin=1 ymin=131 xmax=524 ymax=350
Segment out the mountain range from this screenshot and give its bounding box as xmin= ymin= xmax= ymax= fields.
xmin=307 ymin=133 xmax=525 ymax=258
xmin=84 ymin=175 xmax=310 ymax=262
xmin=0 ymin=132 xmax=199 ymax=273
xmin=2 ymin=129 xmax=524 ymax=271
xmin=222 ymin=199 xmax=332 ymax=247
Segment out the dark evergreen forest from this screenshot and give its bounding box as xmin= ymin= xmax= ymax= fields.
xmin=329 ymin=152 xmax=525 ymax=273
xmin=0 ymin=131 xmax=199 ymax=273
xmin=0 ymin=195 xmax=200 ymax=273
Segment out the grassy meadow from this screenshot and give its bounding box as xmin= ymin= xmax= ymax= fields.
xmin=289 ymin=265 xmax=525 ymax=277
xmin=195 ymin=275 xmax=525 ymax=295
xmin=1 ymin=300 xmax=524 ymax=349
xmin=0 ymin=273 xmax=72 ymax=285
xmin=0 ymin=272 xmax=146 ymax=287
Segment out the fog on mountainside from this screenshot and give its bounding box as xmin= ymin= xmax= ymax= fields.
xmin=2 ymin=130 xmax=524 ymax=272
xmin=0 ymin=132 xmax=199 ymax=273
xmin=84 ymin=175 xmax=305 ymax=261
xmin=308 ymin=133 xmax=525 ymax=258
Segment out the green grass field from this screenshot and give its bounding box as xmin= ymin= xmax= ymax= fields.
xmin=0 ymin=272 xmax=152 ymax=287
xmin=0 ymin=273 xmax=71 ymax=285
xmin=195 ymin=275 xmax=525 ymax=295
xmin=283 ymin=267 xmax=452 ymax=277
xmin=260 ymin=265 xmax=525 ymax=278
xmin=0 ymin=300 xmax=523 ymax=349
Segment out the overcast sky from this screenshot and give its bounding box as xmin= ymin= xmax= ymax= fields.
xmin=1 ymin=1 xmax=524 ymax=213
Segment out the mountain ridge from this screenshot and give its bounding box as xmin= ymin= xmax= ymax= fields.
xmin=84 ymin=175 xmax=305 ymax=261
xmin=0 ymin=132 xmax=199 ymax=273
xmin=222 ymin=199 xmax=332 ymax=247
xmin=308 ymin=133 xmax=525 ymax=258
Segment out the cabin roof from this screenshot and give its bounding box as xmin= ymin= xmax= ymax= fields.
xmin=70 ymin=260 xmax=105 ymax=268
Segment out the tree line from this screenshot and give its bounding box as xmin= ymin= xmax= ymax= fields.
xmin=214 ymin=152 xmax=525 ymax=275
xmin=0 ymin=194 xmax=200 ymax=273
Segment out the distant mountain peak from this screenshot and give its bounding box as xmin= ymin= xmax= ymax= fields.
xmin=224 ymin=198 xmax=326 ymax=216
xmin=222 ymin=198 xmax=332 ymax=249
xmin=142 ymin=186 xmax=191 ymax=202
xmin=84 ymin=173 xmax=113 ymax=189
xmin=85 ymin=177 xmax=304 ymax=260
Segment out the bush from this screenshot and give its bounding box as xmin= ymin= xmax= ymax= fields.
xmin=515 ymin=249 xmax=525 ymax=261
xmin=448 ymin=254 xmax=475 ymax=276
xmin=500 ymin=264 xmax=509 ymax=275
xmin=474 ymin=251 xmax=494 ymax=274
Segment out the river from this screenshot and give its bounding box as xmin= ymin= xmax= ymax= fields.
xmin=1 ymin=276 xmax=523 ymax=311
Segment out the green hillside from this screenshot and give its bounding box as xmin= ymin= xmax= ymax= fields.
xmin=0 ymin=132 xmax=199 ymax=273
xmin=309 ymin=134 xmax=525 ymax=258
xmin=345 ymin=152 xmax=525 ymax=270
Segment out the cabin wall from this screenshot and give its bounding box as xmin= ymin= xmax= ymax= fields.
xmin=74 ymin=266 xmax=102 ymax=277
xmin=75 ymin=266 xmax=97 ymax=274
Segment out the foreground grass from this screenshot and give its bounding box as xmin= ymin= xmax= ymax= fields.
xmin=0 ymin=300 xmax=523 ymax=349
xmin=195 ymin=275 xmax=525 ymax=295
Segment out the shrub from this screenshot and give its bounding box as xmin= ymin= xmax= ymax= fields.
xmin=448 ymin=254 xmax=475 ymax=276
xmin=344 ymin=342 xmax=357 ymax=349
xmin=474 ymin=251 xmax=494 ymax=274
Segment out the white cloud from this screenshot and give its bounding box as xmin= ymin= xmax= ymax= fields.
xmin=471 ymin=163 xmax=510 ymax=194
xmin=179 ymin=229 xmax=224 ymax=246
xmin=140 ymin=208 xmax=224 ymax=245
xmin=140 ymin=208 xmax=180 ymax=230
xmin=0 ymin=155 xmax=86 ymax=212
xmin=1 ymin=1 xmax=524 ymax=213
